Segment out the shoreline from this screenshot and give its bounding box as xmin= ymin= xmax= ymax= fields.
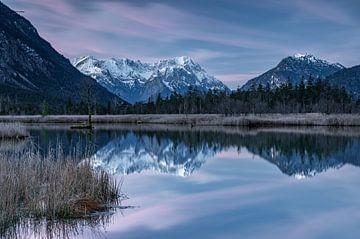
xmin=1 ymin=113 xmax=360 ymax=126
xmin=21 ymin=123 xmax=360 ymax=138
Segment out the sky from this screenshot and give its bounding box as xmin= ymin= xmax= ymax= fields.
xmin=3 ymin=0 xmax=360 ymax=88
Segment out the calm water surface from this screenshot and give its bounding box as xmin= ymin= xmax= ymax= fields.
xmin=16 ymin=126 xmax=360 ymax=238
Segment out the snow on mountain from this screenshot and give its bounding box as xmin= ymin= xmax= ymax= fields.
xmin=73 ymin=56 xmax=230 ymax=104
xmin=241 ymin=54 xmax=345 ymax=90
xmin=294 ymin=53 xmax=307 ymax=58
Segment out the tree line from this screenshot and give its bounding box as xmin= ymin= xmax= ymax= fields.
xmin=1 ymin=77 xmax=360 ymax=115
xmin=125 ymin=78 xmax=360 ymax=114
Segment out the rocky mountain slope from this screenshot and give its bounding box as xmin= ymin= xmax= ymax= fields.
xmin=241 ymin=54 xmax=344 ymax=90
xmin=73 ymin=56 xmax=230 ymax=104
xmin=0 ymin=2 xmax=118 ymax=111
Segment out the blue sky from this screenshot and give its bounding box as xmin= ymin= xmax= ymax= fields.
xmin=3 ymin=0 xmax=360 ymax=88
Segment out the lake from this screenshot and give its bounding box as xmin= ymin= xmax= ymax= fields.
xmin=2 ymin=125 xmax=360 ymax=239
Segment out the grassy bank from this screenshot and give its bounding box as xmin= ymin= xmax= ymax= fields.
xmin=1 ymin=114 xmax=360 ymax=126
xmin=0 ymin=143 xmax=120 ymax=236
xmin=0 ymin=123 xmax=29 ymax=139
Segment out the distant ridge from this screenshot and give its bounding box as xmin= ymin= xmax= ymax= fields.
xmin=326 ymin=65 xmax=360 ymax=98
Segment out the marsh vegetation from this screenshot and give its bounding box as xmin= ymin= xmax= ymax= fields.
xmin=0 ymin=137 xmax=121 ymax=238
xmin=2 ymin=113 xmax=360 ymax=126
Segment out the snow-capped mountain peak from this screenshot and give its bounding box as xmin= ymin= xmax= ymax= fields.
xmin=292 ymin=53 xmax=319 ymax=62
xmin=164 ymin=56 xmax=193 ymax=65
xmin=290 ymin=53 xmax=343 ymax=68
xmin=241 ymin=54 xmax=345 ymax=90
xmin=294 ymin=53 xmax=307 ymax=58
xmin=73 ymin=56 xmax=230 ymax=104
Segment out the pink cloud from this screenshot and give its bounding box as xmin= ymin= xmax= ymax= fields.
xmin=11 ymin=0 xmax=285 ymax=59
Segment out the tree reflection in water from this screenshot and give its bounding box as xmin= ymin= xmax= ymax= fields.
xmin=86 ymin=126 xmax=360 ymax=178
xmin=1 ymin=214 xmax=113 ymax=239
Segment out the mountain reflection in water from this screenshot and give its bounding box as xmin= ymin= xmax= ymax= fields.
xmin=82 ymin=126 xmax=360 ymax=178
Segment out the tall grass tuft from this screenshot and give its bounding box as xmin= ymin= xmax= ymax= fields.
xmin=0 ymin=123 xmax=29 ymax=139
xmin=0 ymin=142 xmax=121 ymax=237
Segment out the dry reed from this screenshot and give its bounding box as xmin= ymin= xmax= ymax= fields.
xmin=0 ymin=142 xmax=120 ymax=237
xmin=1 ymin=113 xmax=360 ymax=126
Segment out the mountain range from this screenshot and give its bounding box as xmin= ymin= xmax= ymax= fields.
xmin=0 ymin=2 xmax=118 ymax=111
xmin=1 ymin=1 xmax=360 ymax=110
xmin=73 ymin=56 xmax=230 ymax=104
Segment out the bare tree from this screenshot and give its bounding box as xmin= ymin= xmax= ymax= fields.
xmin=85 ymin=81 xmax=93 ymax=128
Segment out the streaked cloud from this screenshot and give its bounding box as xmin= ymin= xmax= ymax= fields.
xmin=294 ymin=0 xmax=357 ymax=26
xmin=3 ymin=0 xmax=360 ymax=88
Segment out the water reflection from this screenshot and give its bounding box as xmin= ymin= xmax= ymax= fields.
xmin=0 ymin=127 xmax=122 ymax=239
xmin=1 ymin=215 xmax=113 ymax=239
xmin=85 ymin=126 xmax=360 ymax=178
xmin=3 ymin=125 xmax=360 ymax=238
xmin=243 ymin=130 xmax=360 ymax=177
xmin=89 ymin=131 xmax=214 ymax=176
